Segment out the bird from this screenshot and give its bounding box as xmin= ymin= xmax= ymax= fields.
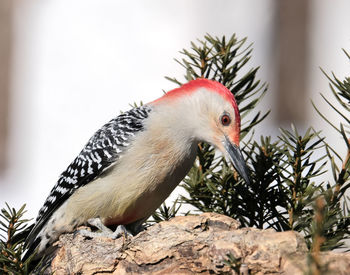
xmin=23 ymin=78 xmax=250 ymax=261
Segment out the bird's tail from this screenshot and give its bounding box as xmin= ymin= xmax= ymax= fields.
xmin=10 ymin=223 xmax=34 ymax=246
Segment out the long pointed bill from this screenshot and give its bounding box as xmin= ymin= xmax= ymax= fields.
xmin=223 ymin=138 xmax=250 ymax=184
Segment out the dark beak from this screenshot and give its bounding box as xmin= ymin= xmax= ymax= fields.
xmin=223 ymin=138 xmax=250 ymax=184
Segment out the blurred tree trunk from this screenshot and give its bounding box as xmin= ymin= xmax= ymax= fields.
xmin=276 ymin=0 xmax=309 ymax=124
xmin=0 ymin=0 xmax=12 ymax=173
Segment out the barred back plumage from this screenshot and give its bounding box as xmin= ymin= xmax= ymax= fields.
xmin=25 ymin=105 xmax=152 ymax=256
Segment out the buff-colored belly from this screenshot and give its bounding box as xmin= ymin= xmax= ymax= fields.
xmin=63 ymin=141 xmax=197 ymax=228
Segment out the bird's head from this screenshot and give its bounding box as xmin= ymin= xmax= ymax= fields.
xmin=151 ymin=78 xmax=250 ymax=184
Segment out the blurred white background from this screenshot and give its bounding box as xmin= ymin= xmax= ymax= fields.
xmin=0 ymin=0 xmax=349 ymax=221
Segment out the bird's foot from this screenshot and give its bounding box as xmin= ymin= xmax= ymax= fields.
xmin=87 ymin=217 xmax=113 ymax=233
xmin=112 ymin=224 xmax=133 ymax=239
xmin=75 ymin=218 xmax=133 ymax=240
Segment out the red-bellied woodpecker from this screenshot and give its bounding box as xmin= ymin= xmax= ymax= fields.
xmin=24 ymin=78 xmax=250 ymax=259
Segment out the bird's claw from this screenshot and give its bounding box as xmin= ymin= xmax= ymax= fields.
xmin=74 ymin=218 xmax=133 ymax=240
xmin=112 ymin=224 xmax=133 ymax=239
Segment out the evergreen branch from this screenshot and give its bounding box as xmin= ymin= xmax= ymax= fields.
xmin=159 ymin=37 xmax=350 ymax=254
xmin=0 ymin=203 xmax=47 ymax=274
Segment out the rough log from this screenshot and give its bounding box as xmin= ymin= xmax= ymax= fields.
xmin=47 ymin=213 xmax=350 ymax=275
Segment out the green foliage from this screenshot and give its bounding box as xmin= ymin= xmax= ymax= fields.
xmin=0 ymin=204 xmax=32 ymax=274
xmin=223 ymin=253 xmax=244 ymax=274
xmin=181 ymin=135 xmax=286 ymax=229
xmin=147 ymin=200 xmax=185 ymax=225
xmin=160 ymin=35 xmax=350 ymax=253
xmin=0 ymin=204 xmax=48 ymax=275
xmin=309 ymin=49 xmax=350 ymax=251
xmin=242 ymin=136 xmax=288 ymax=230
xmin=277 ymin=127 xmax=327 ymax=232
xmin=303 ymin=197 xmax=331 ymax=275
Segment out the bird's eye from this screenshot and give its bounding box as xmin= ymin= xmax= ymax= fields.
xmin=220 ymin=114 xmax=231 ymax=126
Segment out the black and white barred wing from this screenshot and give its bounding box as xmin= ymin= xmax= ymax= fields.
xmin=25 ymin=105 xmax=152 ymax=248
